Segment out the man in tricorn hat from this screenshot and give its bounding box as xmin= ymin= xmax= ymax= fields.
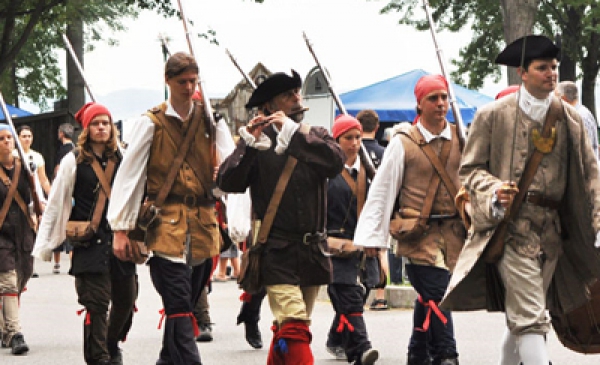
xmin=218 ymin=70 xmax=345 ymax=364
xmin=441 ymin=35 xmax=600 ymax=365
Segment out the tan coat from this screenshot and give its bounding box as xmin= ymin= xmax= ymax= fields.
xmin=441 ymin=95 xmax=600 ymax=315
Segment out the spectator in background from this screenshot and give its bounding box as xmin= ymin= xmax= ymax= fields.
xmin=16 ymin=125 xmax=51 ymax=196
xmin=51 ymin=122 xmax=76 ymax=274
xmin=356 ymin=109 xmax=396 ymax=310
xmin=55 ymin=122 xmax=75 ymax=177
xmin=556 ymin=81 xmax=599 ymax=159
xmin=16 ymin=125 xmax=48 ymax=278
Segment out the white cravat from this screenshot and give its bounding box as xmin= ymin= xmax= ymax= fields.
xmin=518 ymin=85 xmax=552 ymax=122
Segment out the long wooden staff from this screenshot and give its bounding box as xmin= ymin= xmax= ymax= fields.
xmin=422 ymin=0 xmax=466 ymax=152
xmin=225 ymin=49 xmax=257 ymax=90
xmin=62 ymin=34 xmax=95 ymax=102
xmin=174 ymin=0 xmax=216 ymax=128
xmin=303 ymin=32 xmax=377 ymax=180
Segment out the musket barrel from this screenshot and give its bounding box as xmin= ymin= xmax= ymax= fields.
xmin=226 ymin=49 xmax=257 ymax=90
xmin=302 ymin=32 xmax=376 ymax=179
xmin=422 ymin=0 xmax=466 ymax=151
xmin=62 ymin=34 xmax=95 ymax=102
xmin=174 ymin=0 xmax=216 ymax=127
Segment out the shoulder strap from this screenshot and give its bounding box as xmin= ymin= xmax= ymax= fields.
xmin=90 ymin=158 xmax=116 ymax=198
xmin=340 ymin=167 xmax=367 ymax=217
xmin=149 ymin=102 xmax=214 ymax=184
xmin=403 ymin=125 xmax=455 ymax=218
xmin=419 ymin=127 xmax=459 ymax=202
xmin=420 ymin=140 xmax=452 ymax=225
xmin=88 ymin=158 xmax=117 ymax=231
xmin=505 ymin=96 xmax=562 ymax=222
xmin=0 ymin=159 xmax=21 ymax=228
xmin=145 ymin=104 xmax=202 ymax=208
xmin=256 ymin=156 xmax=298 ymax=244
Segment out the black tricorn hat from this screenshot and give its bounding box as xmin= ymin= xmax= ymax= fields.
xmin=495 ymin=35 xmax=560 ymax=67
xmin=245 ymin=70 xmax=302 ymax=109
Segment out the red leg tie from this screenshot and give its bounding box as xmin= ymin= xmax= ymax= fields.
xmin=336 ymin=314 xmax=356 ymax=333
xmin=240 ymin=292 xmax=252 ymax=303
xmin=415 ymin=295 xmax=447 ymax=332
xmin=166 ymin=312 xmax=200 ymax=338
xmin=76 ymin=308 xmax=92 ymax=325
xmin=157 ymin=308 xmax=166 ymax=330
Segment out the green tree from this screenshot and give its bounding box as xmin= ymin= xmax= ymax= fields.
xmin=0 ymin=0 xmax=263 ymax=109
xmin=380 ymin=0 xmax=599 ymax=116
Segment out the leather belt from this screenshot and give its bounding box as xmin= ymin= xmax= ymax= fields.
xmin=269 ymin=227 xmax=326 ymax=244
xmin=147 ymin=194 xmax=215 ymax=208
xmin=525 ymin=191 xmax=560 ymax=210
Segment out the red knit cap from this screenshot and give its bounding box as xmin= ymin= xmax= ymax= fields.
xmin=495 ymin=85 xmax=520 ymax=100
xmin=332 ymin=114 xmax=362 ymax=139
xmin=74 ymin=102 xmax=112 ymax=129
xmin=414 ymin=75 xmax=449 ymax=104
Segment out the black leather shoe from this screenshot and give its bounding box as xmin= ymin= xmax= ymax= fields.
xmin=437 ymin=358 xmax=459 ymax=365
xmin=196 ymin=323 xmax=213 ymax=342
xmin=407 ymin=353 xmax=432 ymax=365
xmin=10 ymin=333 xmax=29 ymax=355
xmin=110 ymin=349 xmax=123 ymax=365
xmin=244 ymin=321 xmax=262 ymax=349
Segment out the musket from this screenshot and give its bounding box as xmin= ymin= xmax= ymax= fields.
xmin=225 ymin=49 xmax=256 ymax=89
xmin=174 ymin=0 xmax=217 ymax=129
xmin=158 ymin=33 xmax=172 ymax=57
xmin=62 ymin=34 xmax=96 ymax=102
xmin=422 ymin=0 xmax=466 ymax=152
xmin=0 ymin=92 xmax=43 ymax=217
xmin=302 ymin=32 xmax=377 ymax=180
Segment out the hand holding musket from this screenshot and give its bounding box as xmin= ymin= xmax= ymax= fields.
xmin=496 ymin=181 xmax=519 ymax=212
xmin=0 ymin=92 xmax=43 ymax=218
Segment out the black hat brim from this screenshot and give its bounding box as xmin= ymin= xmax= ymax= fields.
xmin=495 ymin=35 xmax=560 ymax=67
xmin=245 ymin=70 xmax=302 ymax=109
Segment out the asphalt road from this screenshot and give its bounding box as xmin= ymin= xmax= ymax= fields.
xmin=3 ymin=254 xmax=598 ymax=364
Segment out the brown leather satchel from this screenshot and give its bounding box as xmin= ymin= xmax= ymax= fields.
xmin=483 ymin=97 xmax=563 ymax=263
xmin=66 ymin=159 xmax=116 ymax=245
xmin=389 ymin=128 xmax=456 ymax=242
xmin=238 ymin=156 xmax=298 ymax=294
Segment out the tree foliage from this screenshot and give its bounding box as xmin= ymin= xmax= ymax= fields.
xmin=380 ymin=0 xmax=600 ymax=115
xmin=0 ymin=0 xmax=263 ymax=109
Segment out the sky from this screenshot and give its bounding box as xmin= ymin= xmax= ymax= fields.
xmin=53 ymin=0 xmax=505 ymax=122
xmin=19 ymin=0 xmax=600 ymax=123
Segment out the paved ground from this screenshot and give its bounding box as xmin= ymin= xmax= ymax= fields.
xmin=2 ymin=254 xmax=598 ymax=364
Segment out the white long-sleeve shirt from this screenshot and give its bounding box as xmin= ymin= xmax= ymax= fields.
xmin=107 ymin=101 xmax=235 ymax=231
xmin=31 ymin=152 xmax=77 ymax=261
xmin=353 ymin=121 xmax=452 ymax=248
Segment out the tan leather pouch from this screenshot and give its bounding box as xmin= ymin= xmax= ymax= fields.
xmin=389 ymin=212 xmax=425 ymax=242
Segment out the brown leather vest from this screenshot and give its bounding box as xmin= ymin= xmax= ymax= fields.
xmin=144 ymin=102 xmax=219 ymax=260
xmin=399 ymin=125 xmax=461 ymax=216
xmin=146 ymin=102 xmax=214 ymax=198
xmin=396 ymin=124 xmax=464 ymax=270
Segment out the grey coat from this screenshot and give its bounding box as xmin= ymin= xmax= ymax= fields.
xmin=441 ymin=95 xmax=600 ymax=315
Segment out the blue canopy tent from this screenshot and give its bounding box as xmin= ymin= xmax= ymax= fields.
xmin=339 ymin=69 xmax=493 ymax=126
xmin=0 ymin=103 xmax=33 ymax=121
